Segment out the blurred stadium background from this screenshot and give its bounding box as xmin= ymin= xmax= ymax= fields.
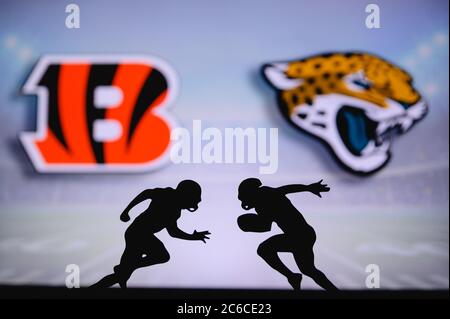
xmin=0 ymin=0 xmax=448 ymax=289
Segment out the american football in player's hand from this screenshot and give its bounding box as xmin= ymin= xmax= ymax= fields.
xmin=237 ymin=213 xmax=261 ymax=232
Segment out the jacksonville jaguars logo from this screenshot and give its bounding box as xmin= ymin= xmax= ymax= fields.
xmin=262 ymin=52 xmax=428 ymax=175
xmin=21 ymin=55 xmax=178 ymax=172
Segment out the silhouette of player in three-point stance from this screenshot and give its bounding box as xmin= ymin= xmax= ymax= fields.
xmin=91 ymin=180 xmax=211 ymax=288
xmin=237 ymin=178 xmax=338 ymax=291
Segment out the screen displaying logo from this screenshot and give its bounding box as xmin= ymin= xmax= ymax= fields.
xmin=262 ymin=52 xmax=428 ymax=175
xmin=21 ymin=55 xmax=178 ymax=172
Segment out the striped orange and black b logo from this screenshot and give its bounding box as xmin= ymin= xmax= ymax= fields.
xmin=21 ymin=55 xmax=178 ymax=172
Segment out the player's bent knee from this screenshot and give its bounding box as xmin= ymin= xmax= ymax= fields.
xmin=162 ymin=253 xmax=170 ymax=263
xmin=257 ymin=243 xmax=271 ymax=258
xmin=157 ymin=250 xmax=170 ymax=263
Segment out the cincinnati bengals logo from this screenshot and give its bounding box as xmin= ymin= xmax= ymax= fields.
xmin=21 ymin=55 xmax=178 ymax=172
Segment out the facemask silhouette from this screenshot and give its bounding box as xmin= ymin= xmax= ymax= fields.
xmin=91 ymin=180 xmax=210 ymax=288
xmin=237 ymin=178 xmax=338 ymax=291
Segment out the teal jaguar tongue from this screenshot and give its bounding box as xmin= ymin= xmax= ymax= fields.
xmin=337 ymin=106 xmax=377 ymax=156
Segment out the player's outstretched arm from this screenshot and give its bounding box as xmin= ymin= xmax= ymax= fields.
xmin=277 ymin=180 xmax=330 ymax=198
xmin=277 ymin=184 xmax=309 ymax=195
xmin=237 ymin=214 xmax=272 ymax=232
xmin=306 ymin=179 xmax=330 ymax=198
xmin=120 ymin=189 xmax=154 ymax=222
xmin=167 ymin=222 xmax=211 ymax=243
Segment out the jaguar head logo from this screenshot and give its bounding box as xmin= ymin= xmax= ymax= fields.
xmin=263 ymin=52 xmax=428 ymax=175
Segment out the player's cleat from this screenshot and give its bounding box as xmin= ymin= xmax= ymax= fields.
xmin=288 ymin=273 xmax=303 ymax=290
